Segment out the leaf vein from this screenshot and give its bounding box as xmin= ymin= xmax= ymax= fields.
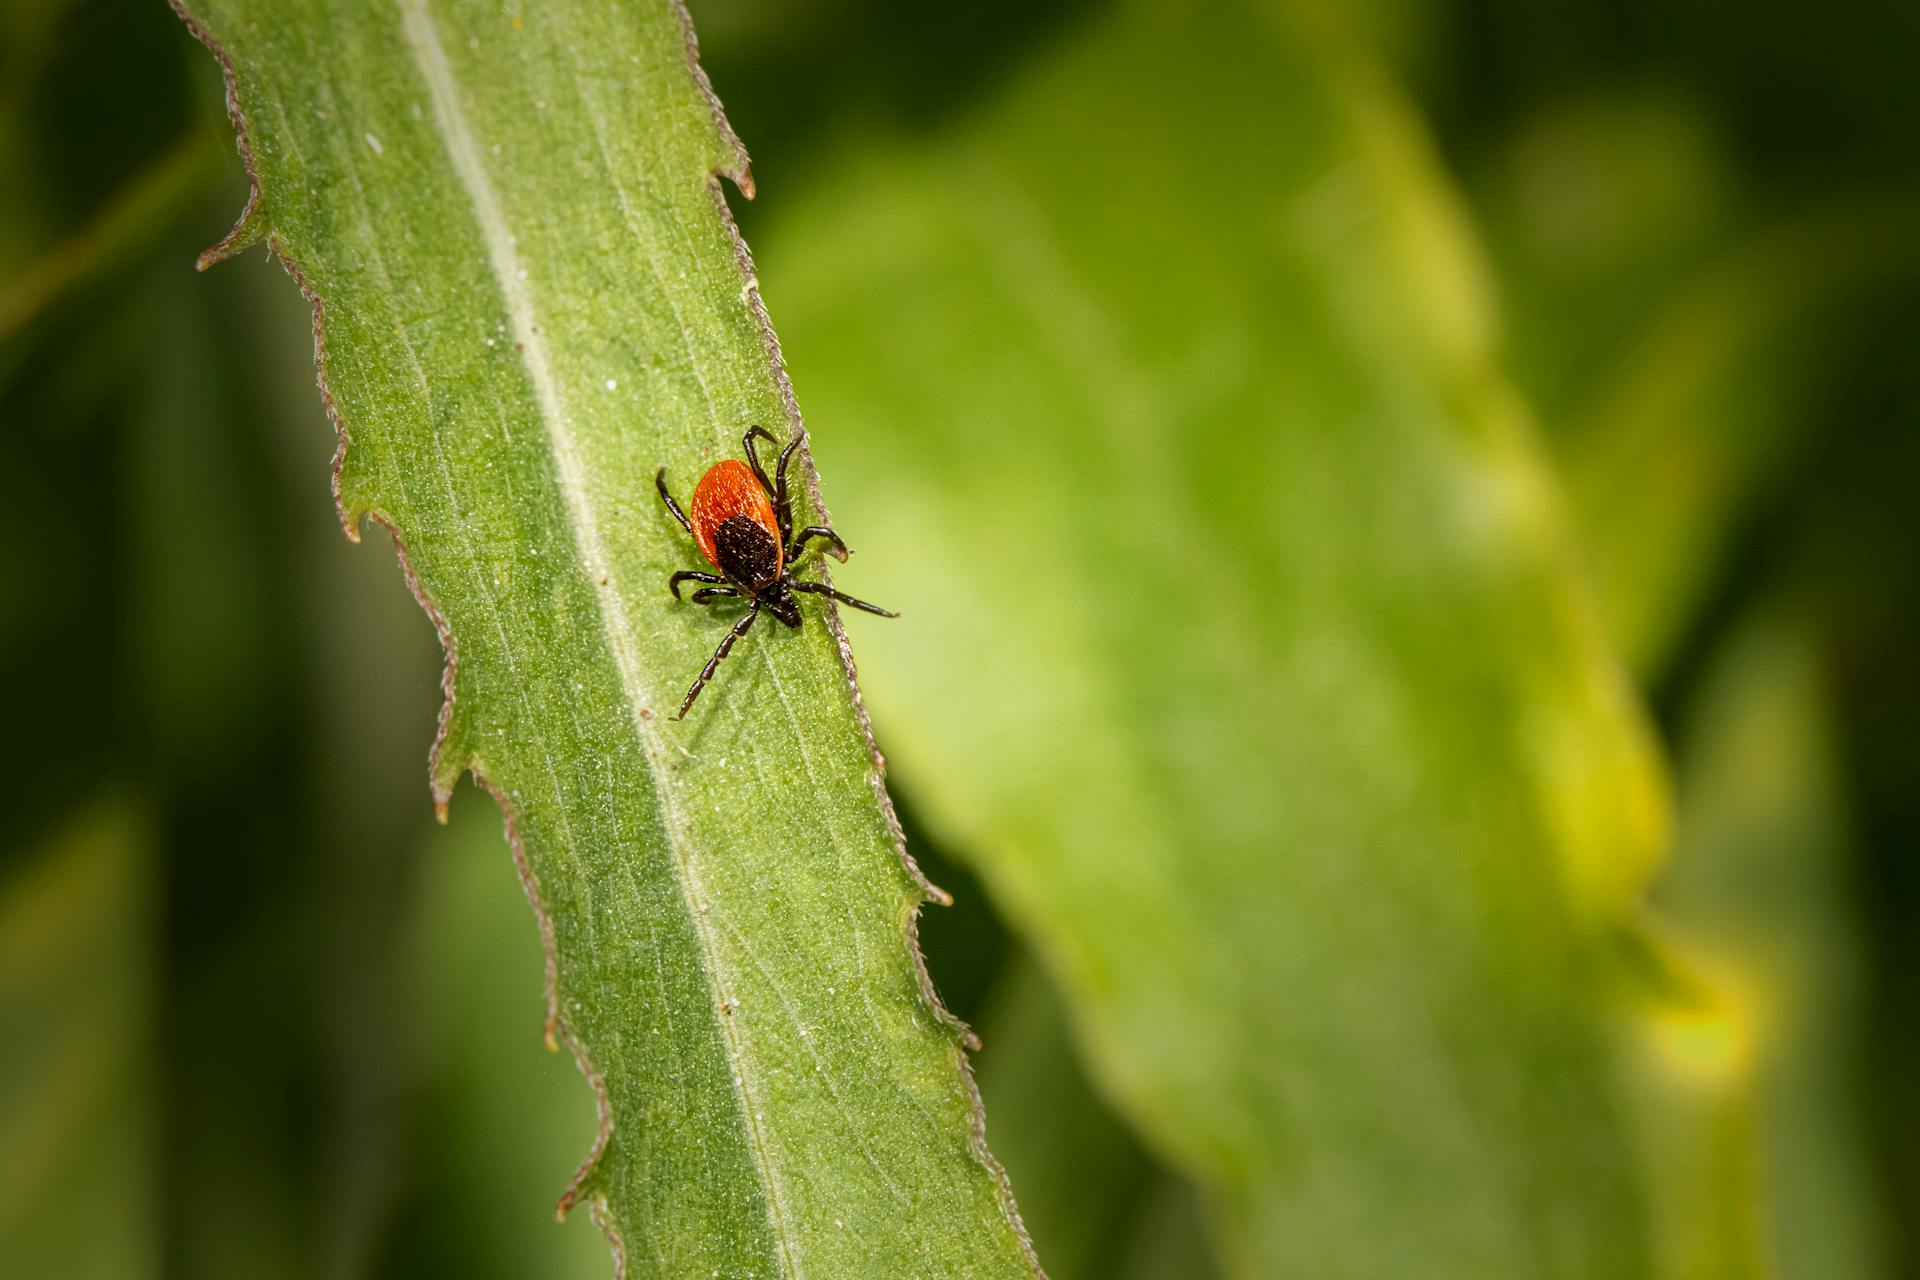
xmin=394 ymin=1 xmax=797 ymax=1273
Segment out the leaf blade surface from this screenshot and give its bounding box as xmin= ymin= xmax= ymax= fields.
xmin=173 ymin=0 xmax=1042 ymax=1274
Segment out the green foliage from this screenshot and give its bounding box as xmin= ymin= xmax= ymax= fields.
xmin=760 ymin=2 xmax=1743 ymax=1274
xmin=1472 ymin=88 xmax=1920 ymax=674
xmin=168 ymin=0 xmax=1038 ymax=1273
xmin=0 ymin=800 xmax=156 ymax=1279
xmin=4 ymin=0 xmax=1918 ymax=1276
xmin=402 ymin=796 xmax=625 ymax=1279
xmin=1664 ymin=610 xmax=1889 ymax=1278
xmin=972 ymin=961 xmax=1218 ymax=1280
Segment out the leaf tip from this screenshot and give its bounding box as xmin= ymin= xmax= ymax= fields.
xmin=193 ymin=213 xmax=266 ymax=272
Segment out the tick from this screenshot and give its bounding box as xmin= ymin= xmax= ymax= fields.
xmin=656 ymin=425 xmax=896 ymax=720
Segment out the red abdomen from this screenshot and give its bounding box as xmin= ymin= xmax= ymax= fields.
xmin=689 ymin=459 xmax=783 ymax=578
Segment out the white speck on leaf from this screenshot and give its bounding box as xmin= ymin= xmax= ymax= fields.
xmin=363 ymin=132 xmax=384 ymax=155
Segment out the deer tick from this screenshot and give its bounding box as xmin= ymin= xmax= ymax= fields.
xmin=656 ymin=425 xmax=896 ymax=720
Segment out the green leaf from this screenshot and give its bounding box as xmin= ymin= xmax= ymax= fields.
xmin=401 ymin=792 xmax=624 ymax=1280
xmin=761 ymin=2 xmax=1752 ymax=1274
xmin=1468 ymin=88 xmax=1920 ymax=675
xmin=1551 ymin=203 xmax=1920 ymax=677
xmin=0 ymin=798 xmax=157 ymax=1280
xmin=973 ymin=958 xmax=1221 ymax=1280
xmin=0 ymin=130 xmax=225 ymax=355
xmin=1663 ymin=608 xmax=1891 ymax=1279
xmin=971 ymin=961 xmax=1154 ymax=1280
xmin=171 ymin=0 xmax=1040 ymax=1274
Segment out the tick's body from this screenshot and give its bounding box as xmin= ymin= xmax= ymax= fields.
xmin=689 ymin=459 xmax=785 ymax=590
xmin=657 ymin=427 xmax=895 ymax=719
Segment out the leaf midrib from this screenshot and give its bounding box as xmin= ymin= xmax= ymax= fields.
xmin=394 ymin=0 xmax=799 ymax=1271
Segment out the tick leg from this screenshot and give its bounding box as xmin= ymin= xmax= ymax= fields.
xmin=689 ymin=586 xmax=741 ymax=605
xmin=656 ymin=467 xmax=692 ymax=536
xmin=790 ymin=580 xmax=898 ymax=618
xmin=674 ymin=601 xmax=761 ymax=720
xmin=743 ymin=425 xmax=780 ymax=497
xmin=788 ymin=525 xmax=849 ymax=563
xmin=773 ymin=432 xmax=804 ymax=533
xmin=668 ymin=569 xmax=724 ymax=600
xmin=743 ymin=424 xmax=805 ymax=543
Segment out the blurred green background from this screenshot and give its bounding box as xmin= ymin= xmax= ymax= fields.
xmin=3 ymin=0 xmax=1917 ymax=1276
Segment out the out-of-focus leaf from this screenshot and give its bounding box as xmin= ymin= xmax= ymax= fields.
xmin=1551 ymin=228 xmax=1831 ymax=678
xmin=1556 ymin=201 xmax=1918 ymax=677
xmin=0 ymin=130 xmax=224 ymax=357
xmin=394 ymin=791 xmax=614 ymax=1280
xmin=0 ymin=798 xmax=155 ymax=1280
xmin=172 ymin=0 xmax=1040 ymax=1273
xmin=1471 ymin=88 xmax=1920 ymax=675
xmin=1109 ymin=1177 xmax=1222 ymax=1280
xmin=123 ymin=240 xmax=343 ymax=1280
xmin=1464 ymin=74 xmax=1913 ymax=1276
xmin=0 ymin=0 xmax=203 ymax=287
xmin=972 ymin=961 xmax=1169 ymax=1280
xmin=1469 ymin=88 xmax=1743 ymax=426
xmin=1660 ymin=609 xmax=1889 ymax=1279
xmin=763 ymin=1 xmax=1748 ymax=1273
xmin=974 ymin=957 xmax=1227 ymax=1280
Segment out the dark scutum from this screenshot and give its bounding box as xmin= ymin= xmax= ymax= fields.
xmin=712 ymin=515 xmax=782 ymax=591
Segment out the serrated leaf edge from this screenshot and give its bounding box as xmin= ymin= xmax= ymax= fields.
xmin=169 ymin=0 xmax=1045 ymax=1273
